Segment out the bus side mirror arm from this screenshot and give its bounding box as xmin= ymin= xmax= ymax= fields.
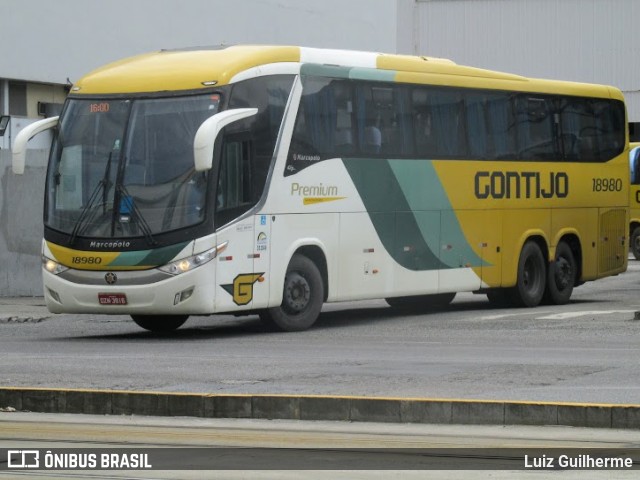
xmin=12 ymin=116 xmax=59 ymax=174
xmin=193 ymin=108 xmax=258 ymax=171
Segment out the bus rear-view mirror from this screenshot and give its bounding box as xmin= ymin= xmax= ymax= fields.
xmin=12 ymin=116 xmax=59 ymax=174
xmin=193 ymin=108 xmax=258 ymax=171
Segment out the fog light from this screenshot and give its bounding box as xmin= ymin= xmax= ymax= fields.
xmin=47 ymin=288 xmax=61 ymax=303
xmin=174 ymin=287 xmax=194 ymax=305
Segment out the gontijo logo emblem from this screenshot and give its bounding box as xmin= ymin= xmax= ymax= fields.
xmin=474 ymin=171 xmax=569 ymax=199
xmin=221 ymin=273 xmax=264 ymax=306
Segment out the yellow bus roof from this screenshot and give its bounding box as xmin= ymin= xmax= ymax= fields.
xmin=72 ymin=45 xmax=622 ymax=101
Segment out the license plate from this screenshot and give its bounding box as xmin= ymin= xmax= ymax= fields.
xmin=98 ymin=293 xmax=128 ymax=305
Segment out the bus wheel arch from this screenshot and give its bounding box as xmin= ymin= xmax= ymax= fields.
xmin=293 ymin=245 xmax=329 ymax=302
xmin=511 ymin=236 xmax=548 ymax=308
xmin=260 ymin=249 xmax=326 ymax=332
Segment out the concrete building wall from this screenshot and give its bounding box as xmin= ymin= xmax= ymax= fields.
xmin=0 ymin=149 xmax=47 ymax=296
xmin=414 ymin=0 xmax=640 ymax=121
xmin=25 ymin=83 xmax=67 ymax=118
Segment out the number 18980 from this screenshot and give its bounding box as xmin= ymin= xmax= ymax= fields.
xmin=592 ymin=178 xmax=622 ymax=192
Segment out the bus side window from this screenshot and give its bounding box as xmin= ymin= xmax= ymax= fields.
xmin=287 ymin=78 xmax=354 ymax=173
xmin=631 ymin=148 xmax=640 ymax=185
xmin=222 ymin=74 xmax=294 ymax=218
xmin=559 ymin=98 xmax=625 ymax=163
xmin=515 ymin=96 xmax=557 ymax=160
xmin=411 ymin=86 xmax=467 ymax=159
xmin=485 ymin=94 xmax=517 ymax=160
xmin=464 ymin=93 xmax=490 ymax=160
xmin=412 ymin=89 xmax=436 ymax=157
xmin=593 ymin=99 xmax=625 ymax=161
xmin=354 ymin=84 xmax=413 ymax=157
xmin=215 ymin=137 xmax=253 ymax=226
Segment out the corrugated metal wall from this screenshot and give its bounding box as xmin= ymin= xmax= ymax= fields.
xmin=414 ymin=0 xmax=640 ymax=121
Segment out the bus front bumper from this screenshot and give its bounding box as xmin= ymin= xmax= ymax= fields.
xmin=42 ymin=265 xmax=216 ymax=315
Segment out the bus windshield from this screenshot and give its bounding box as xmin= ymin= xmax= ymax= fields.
xmin=45 ymin=94 xmax=221 ymax=241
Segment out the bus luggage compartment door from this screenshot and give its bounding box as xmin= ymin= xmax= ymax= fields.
xmin=598 ymin=208 xmax=627 ymax=276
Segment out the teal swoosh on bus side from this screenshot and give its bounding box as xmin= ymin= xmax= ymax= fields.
xmin=107 ymin=242 xmax=191 ymax=267
xmin=342 ymin=158 xmax=486 ymax=271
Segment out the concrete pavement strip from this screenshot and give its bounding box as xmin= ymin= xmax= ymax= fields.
xmin=1 ymin=387 xmax=639 ymax=429
xmin=0 ymin=296 xmax=49 ymax=323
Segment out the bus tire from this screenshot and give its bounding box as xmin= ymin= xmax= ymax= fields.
xmin=632 ymin=226 xmax=640 ymax=260
xmin=259 ymin=254 xmax=323 ymax=332
xmin=510 ymin=240 xmax=546 ymax=308
xmin=543 ymin=241 xmax=576 ymax=305
xmin=386 ymin=293 xmax=456 ymax=309
xmin=131 ymin=314 xmax=189 ymax=332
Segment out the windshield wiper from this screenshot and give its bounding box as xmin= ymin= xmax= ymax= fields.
xmin=69 ymin=152 xmax=114 ymax=245
xmin=116 ymin=183 xmax=157 ymax=246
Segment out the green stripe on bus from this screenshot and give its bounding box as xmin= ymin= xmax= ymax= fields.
xmin=343 ymin=158 xmax=486 ymax=270
xmin=388 ymin=160 xmax=486 ymax=268
xmin=300 ymin=64 xmax=351 ymax=79
xmin=349 ymin=67 xmax=396 ymax=82
xmin=300 ymin=64 xmax=397 ymax=83
xmin=342 ymin=158 xmax=446 ymax=271
xmin=108 ymin=242 xmax=190 ymax=267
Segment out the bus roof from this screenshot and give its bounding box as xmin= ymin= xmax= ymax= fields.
xmin=72 ymin=45 xmax=622 ymax=101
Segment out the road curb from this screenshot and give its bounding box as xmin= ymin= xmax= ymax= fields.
xmin=2 ymin=387 xmax=639 ymax=429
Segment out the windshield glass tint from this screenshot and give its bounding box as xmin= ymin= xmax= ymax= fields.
xmin=46 ymin=94 xmax=220 ymax=239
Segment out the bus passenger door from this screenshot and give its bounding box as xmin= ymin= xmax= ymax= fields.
xmin=214 ymin=137 xmax=262 ymax=312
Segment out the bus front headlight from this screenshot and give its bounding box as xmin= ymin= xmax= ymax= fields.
xmin=42 ymin=256 xmax=69 ymax=275
xmin=158 ymin=241 xmax=228 ymax=276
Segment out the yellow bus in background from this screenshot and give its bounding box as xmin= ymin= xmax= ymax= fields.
xmin=630 ymin=142 xmax=640 ymax=259
xmin=12 ymin=46 xmax=629 ymax=332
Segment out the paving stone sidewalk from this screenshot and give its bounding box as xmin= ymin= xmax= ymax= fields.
xmin=0 ymin=297 xmax=49 ymax=322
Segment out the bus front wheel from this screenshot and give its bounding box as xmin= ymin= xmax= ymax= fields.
xmin=131 ymin=315 xmax=189 ymax=332
xmin=259 ymin=254 xmax=324 ymax=332
xmin=544 ymin=241 xmax=576 ymax=305
xmin=511 ymin=241 xmax=546 ymax=307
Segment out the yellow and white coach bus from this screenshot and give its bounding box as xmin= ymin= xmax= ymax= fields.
xmin=629 ymin=142 xmax=640 ymax=259
xmin=13 ymin=45 xmax=629 ymax=332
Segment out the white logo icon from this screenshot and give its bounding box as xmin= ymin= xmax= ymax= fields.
xmin=8 ymin=450 xmax=40 ymax=468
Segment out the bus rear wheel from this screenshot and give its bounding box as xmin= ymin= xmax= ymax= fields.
xmin=632 ymin=226 xmax=640 ymax=260
xmin=510 ymin=240 xmax=546 ymax=307
xmin=385 ymin=293 xmax=456 ymax=309
xmin=259 ymin=254 xmax=324 ymax=332
xmin=543 ymin=241 xmax=576 ymax=305
xmin=131 ymin=314 xmax=189 ymax=332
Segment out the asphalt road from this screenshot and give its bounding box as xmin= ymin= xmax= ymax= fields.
xmin=2 ymin=261 xmax=640 ymax=404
